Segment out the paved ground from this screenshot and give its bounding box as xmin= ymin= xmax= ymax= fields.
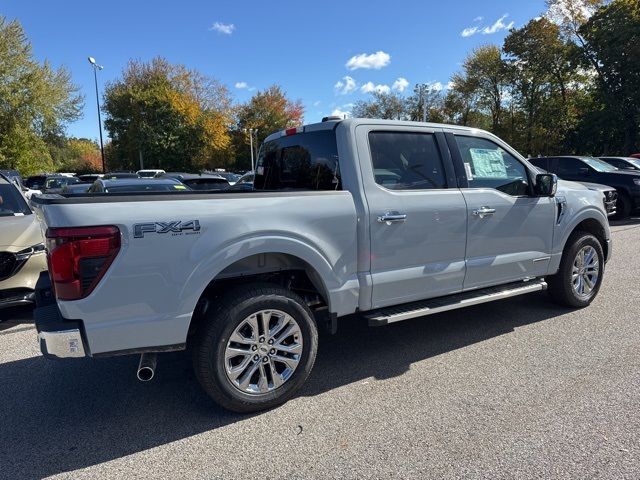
xmin=1 ymin=219 xmax=639 ymax=480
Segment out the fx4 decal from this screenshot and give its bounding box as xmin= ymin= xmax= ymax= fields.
xmin=133 ymin=220 xmax=201 ymax=238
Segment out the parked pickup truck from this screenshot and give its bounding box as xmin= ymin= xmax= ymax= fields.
xmin=32 ymin=119 xmax=612 ymax=412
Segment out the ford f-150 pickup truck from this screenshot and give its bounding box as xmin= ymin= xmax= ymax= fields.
xmin=32 ymin=118 xmax=612 ymax=412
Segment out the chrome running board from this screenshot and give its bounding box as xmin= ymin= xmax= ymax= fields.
xmin=365 ymin=279 xmax=547 ymax=326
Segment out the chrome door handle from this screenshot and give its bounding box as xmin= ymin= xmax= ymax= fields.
xmin=377 ymin=212 xmax=407 ymax=224
xmin=473 ymin=206 xmax=496 ymax=218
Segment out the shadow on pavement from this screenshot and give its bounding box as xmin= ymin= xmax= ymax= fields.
xmin=0 ymin=292 xmax=570 ymax=478
xmin=0 ymin=306 xmax=34 ymax=332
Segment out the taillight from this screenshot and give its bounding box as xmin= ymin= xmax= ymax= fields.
xmin=46 ymin=226 xmax=121 ymax=301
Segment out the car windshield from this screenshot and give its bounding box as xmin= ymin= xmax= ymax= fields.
xmin=581 ymin=157 xmax=618 ymax=172
xmin=104 ymin=183 xmax=188 ymax=193
xmin=0 ymin=184 xmax=31 ymax=216
xmin=627 ymin=158 xmax=640 ymax=169
xmin=218 ymin=172 xmax=240 ymax=182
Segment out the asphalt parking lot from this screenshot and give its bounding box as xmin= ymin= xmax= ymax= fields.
xmin=1 ymin=219 xmax=639 ymax=480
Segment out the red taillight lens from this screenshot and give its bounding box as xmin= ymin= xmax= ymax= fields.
xmin=46 ymin=226 xmax=121 ymax=301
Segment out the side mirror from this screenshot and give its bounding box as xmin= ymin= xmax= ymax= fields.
xmin=535 ymin=173 xmax=557 ymax=197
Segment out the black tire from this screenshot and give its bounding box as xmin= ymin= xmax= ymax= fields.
xmin=613 ymin=192 xmax=631 ymax=220
xmin=192 ymin=283 xmax=318 ymax=413
xmin=547 ymin=231 xmax=604 ymax=308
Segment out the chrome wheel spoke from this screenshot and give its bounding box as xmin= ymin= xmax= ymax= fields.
xmin=224 ymin=309 xmax=303 ymax=395
xmin=571 ymin=246 xmax=599 ymax=299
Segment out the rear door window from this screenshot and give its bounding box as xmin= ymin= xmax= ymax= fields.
xmin=368 ymin=131 xmax=447 ymax=190
xmin=254 ymin=130 xmax=340 ymax=191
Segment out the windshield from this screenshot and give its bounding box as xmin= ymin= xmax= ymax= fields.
xmin=627 ymin=158 xmax=640 ymax=169
xmin=0 ymin=184 xmax=31 ymax=216
xmin=218 ymin=172 xmax=240 ymax=182
xmin=581 ymin=157 xmax=618 ymax=172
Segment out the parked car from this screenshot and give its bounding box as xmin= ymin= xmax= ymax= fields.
xmin=77 ymin=174 xmax=104 ymax=183
xmin=579 ymin=182 xmax=618 ymax=217
xmin=137 ymin=169 xmax=165 ymax=178
xmin=214 ymin=171 xmax=240 ymax=185
xmin=226 ymin=171 xmax=254 ymax=191
xmin=24 ymin=175 xmax=47 ymax=191
xmin=32 ymin=118 xmax=611 ymax=413
xmin=103 ymin=172 xmax=139 ymax=180
xmin=600 ymin=156 xmax=640 ymax=172
xmin=42 ymin=176 xmax=82 ymax=194
xmin=158 ymin=173 xmax=229 ymax=191
xmin=0 ymin=175 xmax=47 ymax=310
xmin=61 ymin=183 xmax=92 ymax=194
xmin=529 ymin=156 xmax=640 ymax=218
xmin=87 ymin=177 xmax=190 ymax=193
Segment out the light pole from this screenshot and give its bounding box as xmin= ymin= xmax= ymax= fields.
xmin=88 ymin=56 xmax=106 ymax=173
xmin=243 ymin=128 xmax=258 ymax=172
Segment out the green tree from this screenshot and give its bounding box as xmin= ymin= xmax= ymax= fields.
xmin=0 ymin=17 xmax=83 ymax=175
xmin=579 ymin=0 xmax=640 ymax=153
xmin=351 ymin=91 xmax=407 ymax=120
xmin=405 ymin=84 xmax=444 ymax=122
xmin=103 ymin=57 xmax=233 ymax=172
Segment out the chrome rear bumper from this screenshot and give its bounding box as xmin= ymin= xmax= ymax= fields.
xmin=38 ymin=329 xmax=86 ymax=358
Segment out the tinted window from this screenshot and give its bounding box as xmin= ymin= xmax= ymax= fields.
xmin=456 ymin=136 xmax=529 ymax=196
xmin=254 ymin=130 xmax=340 ymax=191
xmin=368 ymin=131 xmax=447 ymax=190
xmin=183 ymin=178 xmax=229 ymax=190
xmin=0 ymin=184 xmax=31 ymax=216
xmin=528 ymin=158 xmax=549 ymax=172
xmin=555 ymin=158 xmax=585 ymax=176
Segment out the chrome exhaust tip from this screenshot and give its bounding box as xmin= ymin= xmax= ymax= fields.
xmin=137 ymin=353 xmax=157 ymax=382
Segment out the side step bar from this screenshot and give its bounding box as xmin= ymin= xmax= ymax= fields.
xmin=365 ymin=279 xmax=547 ymax=326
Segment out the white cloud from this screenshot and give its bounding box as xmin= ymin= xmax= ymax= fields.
xmin=473 ymin=16 xmax=484 ymax=22
xmin=360 ymin=81 xmax=391 ymax=94
xmin=482 ymin=14 xmax=514 ymax=34
xmin=392 ymin=77 xmax=410 ymax=92
xmin=210 ymin=22 xmax=235 ymax=35
xmin=446 ymin=81 xmax=455 ymax=90
xmin=331 ymin=108 xmax=351 ymax=119
xmin=461 ymin=14 xmax=514 ymax=37
xmin=235 ymin=81 xmax=248 ymax=89
xmin=313 ymin=100 xmax=321 ymax=107
xmin=334 ymin=76 xmax=357 ymax=95
xmin=345 ymin=51 xmax=391 ymax=70
xmin=428 ymin=81 xmax=443 ymax=92
xmin=461 ymin=26 xmax=480 ymax=37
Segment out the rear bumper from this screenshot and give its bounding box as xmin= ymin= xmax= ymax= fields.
xmin=34 ymin=273 xmax=88 ymax=359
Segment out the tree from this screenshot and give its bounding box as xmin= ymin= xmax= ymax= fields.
xmin=579 ymin=0 xmax=640 ymax=152
xmin=233 ymin=85 xmax=304 ymax=169
xmin=103 ymin=57 xmax=233 ymax=172
xmin=50 ymin=138 xmax=102 ymax=173
xmin=462 ymin=46 xmax=510 ymax=134
xmin=351 ymin=91 xmax=406 ymax=120
xmin=405 ymin=84 xmax=444 ymax=122
xmin=0 ymin=17 xmax=83 ymax=174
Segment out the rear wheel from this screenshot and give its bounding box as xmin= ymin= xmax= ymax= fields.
xmin=547 ymin=231 xmax=604 ymax=308
xmin=192 ymin=283 xmax=318 ymax=413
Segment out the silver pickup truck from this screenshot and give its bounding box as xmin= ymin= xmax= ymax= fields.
xmin=32 ymin=118 xmax=612 ymax=412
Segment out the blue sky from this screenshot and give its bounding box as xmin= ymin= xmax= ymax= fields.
xmin=4 ymin=0 xmax=546 ymax=141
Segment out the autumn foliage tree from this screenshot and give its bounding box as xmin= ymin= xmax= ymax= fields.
xmin=231 ymin=85 xmax=304 ymax=170
xmin=103 ymin=57 xmax=233 ymax=172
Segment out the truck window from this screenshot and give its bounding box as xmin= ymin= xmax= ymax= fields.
xmin=456 ymin=136 xmax=530 ymax=196
xmin=254 ymin=130 xmax=340 ymax=191
xmin=368 ymin=131 xmax=447 ymax=190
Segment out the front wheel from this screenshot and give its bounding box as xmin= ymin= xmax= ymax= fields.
xmin=192 ymin=283 xmax=318 ymax=413
xmin=547 ymin=231 xmax=604 ymax=308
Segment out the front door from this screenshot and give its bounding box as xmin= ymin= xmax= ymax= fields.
xmin=356 ymin=126 xmax=468 ymax=309
xmin=451 ymin=134 xmax=555 ymax=290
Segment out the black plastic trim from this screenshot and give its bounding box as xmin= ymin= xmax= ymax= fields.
xmin=92 ymin=343 xmax=186 ymax=358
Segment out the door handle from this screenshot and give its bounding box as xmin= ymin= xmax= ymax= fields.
xmin=473 ymin=206 xmax=496 ymax=218
xmin=377 ymin=212 xmax=407 ymax=224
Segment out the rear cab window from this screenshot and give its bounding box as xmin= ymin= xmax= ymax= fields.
xmin=253 ymin=130 xmax=340 ymax=191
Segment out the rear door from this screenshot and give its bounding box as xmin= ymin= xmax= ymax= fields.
xmin=356 ymin=125 xmax=468 ymax=308
xmin=449 ymin=133 xmax=555 ymax=290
